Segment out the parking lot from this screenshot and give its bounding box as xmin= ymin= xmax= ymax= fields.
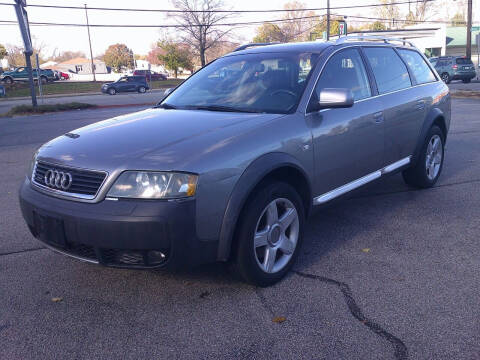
xmin=0 ymin=98 xmax=479 ymax=359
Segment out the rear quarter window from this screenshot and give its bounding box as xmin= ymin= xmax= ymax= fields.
xmin=456 ymin=58 xmax=473 ymax=65
xmin=363 ymin=47 xmax=411 ymax=94
xmin=397 ymin=49 xmax=436 ymax=84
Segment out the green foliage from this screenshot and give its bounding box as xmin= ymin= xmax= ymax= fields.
xmin=369 ymin=21 xmax=387 ymax=31
xmin=157 ymin=41 xmax=193 ymax=78
xmin=253 ymin=23 xmax=285 ymax=43
xmin=3 ymin=102 xmax=96 ymax=117
xmin=0 ymin=44 xmax=7 ymax=60
xmin=103 ymin=44 xmax=134 ymax=72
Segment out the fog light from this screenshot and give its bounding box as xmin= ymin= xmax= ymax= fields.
xmin=148 ymin=250 xmax=166 ymax=265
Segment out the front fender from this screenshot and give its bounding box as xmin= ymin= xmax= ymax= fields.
xmin=216 ymin=152 xmax=312 ymax=261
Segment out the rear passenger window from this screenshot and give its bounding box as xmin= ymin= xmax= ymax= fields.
xmin=363 ymin=47 xmax=411 ymax=94
xmin=314 ymin=48 xmax=371 ymax=102
xmin=398 ymin=49 xmax=436 ymax=84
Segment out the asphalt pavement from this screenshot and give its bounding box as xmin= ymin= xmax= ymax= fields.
xmin=1 ymin=99 xmax=479 ymax=359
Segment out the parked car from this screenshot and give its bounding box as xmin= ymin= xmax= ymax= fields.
xmin=429 ymin=56 xmax=476 ymax=83
xmin=101 ymin=76 xmax=149 ymax=95
xmin=19 ymin=37 xmax=451 ymax=286
xmin=133 ymin=69 xmax=167 ymax=80
xmin=0 ymin=67 xmax=55 ymax=84
xmin=58 ymin=71 xmax=70 ymax=80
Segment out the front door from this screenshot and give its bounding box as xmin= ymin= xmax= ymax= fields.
xmin=306 ymin=47 xmax=384 ymax=202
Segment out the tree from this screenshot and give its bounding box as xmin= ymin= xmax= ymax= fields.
xmin=0 ymin=44 xmax=7 ymax=60
xmin=171 ymin=0 xmax=234 ymax=67
xmin=5 ymin=44 xmax=45 ymax=68
xmin=147 ymin=46 xmax=166 ymax=66
xmin=369 ymin=21 xmax=387 ymax=31
xmin=103 ymin=43 xmax=134 ymax=72
xmin=310 ymin=16 xmax=342 ymax=40
xmin=157 ymin=41 xmax=193 ymax=78
xmin=253 ymin=2 xmax=316 ymax=43
xmin=376 ymin=0 xmax=400 ymax=29
xmin=253 ymin=23 xmax=285 ymax=43
xmin=51 ymin=50 xmax=86 ymax=63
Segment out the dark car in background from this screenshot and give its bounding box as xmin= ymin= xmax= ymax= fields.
xmin=0 ymin=67 xmax=55 ymax=84
xmin=429 ymin=56 xmax=476 ymax=83
xmin=133 ymin=69 xmax=167 ymax=80
xmin=101 ymin=76 xmax=149 ymax=95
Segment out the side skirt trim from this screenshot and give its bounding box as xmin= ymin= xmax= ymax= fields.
xmin=313 ymin=156 xmax=411 ymax=205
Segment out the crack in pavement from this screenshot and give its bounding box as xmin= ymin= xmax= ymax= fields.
xmin=254 ymin=288 xmax=275 ymax=317
xmin=293 ymin=270 xmax=408 ymax=360
xmin=0 ymin=247 xmax=45 ymax=257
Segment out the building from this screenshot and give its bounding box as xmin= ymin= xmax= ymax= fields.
xmin=55 ymin=57 xmax=108 ymax=75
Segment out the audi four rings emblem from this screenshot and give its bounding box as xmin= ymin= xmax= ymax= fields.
xmin=44 ymin=169 xmax=73 ymax=190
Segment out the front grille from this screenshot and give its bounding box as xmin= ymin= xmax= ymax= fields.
xmin=33 ymin=161 xmax=107 ymax=198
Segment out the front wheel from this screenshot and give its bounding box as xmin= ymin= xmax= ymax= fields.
xmin=3 ymin=77 xmax=13 ymax=84
xmin=138 ymin=86 xmax=146 ymax=93
xmin=108 ymin=88 xmax=116 ymax=95
xmin=403 ymin=125 xmax=445 ymax=188
xmin=232 ymin=182 xmax=305 ymax=287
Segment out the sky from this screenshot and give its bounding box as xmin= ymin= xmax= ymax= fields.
xmin=0 ymin=0 xmax=478 ymax=59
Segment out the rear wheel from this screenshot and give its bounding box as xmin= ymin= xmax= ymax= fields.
xmin=40 ymin=76 xmax=47 ymax=84
xmin=232 ymin=182 xmax=305 ymax=287
xmin=403 ymin=125 xmax=445 ymax=188
xmin=138 ymin=86 xmax=146 ymax=93
xmin=108 ymin=88 xmax=116 ymax=95
xmin=462 ymin=79 xmax=471 ymax=83
xmin=441 ymin=72 xmax=451 ymax=84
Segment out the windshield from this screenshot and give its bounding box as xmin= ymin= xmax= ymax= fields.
xmin=162 ymin=52 xmax=318 ymax=114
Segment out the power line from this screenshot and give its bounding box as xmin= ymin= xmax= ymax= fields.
xmin=0 ymin=0 xmax=438 ymax=13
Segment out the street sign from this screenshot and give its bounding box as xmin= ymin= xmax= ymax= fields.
xmin=471 ymin=26 xmax=480 ymax=31
xmin=338 ymin=21 xmax=347 ymax=36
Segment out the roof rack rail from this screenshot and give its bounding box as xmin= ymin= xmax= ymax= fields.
xmin=234 ymin=42 xmax=280 ymax=52
xmin=335 ymin=35 xmax=416 ymax=48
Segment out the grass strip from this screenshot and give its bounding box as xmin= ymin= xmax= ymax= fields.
xmin=3 ymin=102 xmax=96 ymax=117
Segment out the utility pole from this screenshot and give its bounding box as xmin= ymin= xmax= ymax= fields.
xmin=466 ymin=0 xmax=473 ymax=59
xmin=326 ymin=0 xmax=330 ymax=41
xmin=84 ymin=4 xmax=96 ymax=82
xmin=13 ymin=0 xmax=37 ymax=107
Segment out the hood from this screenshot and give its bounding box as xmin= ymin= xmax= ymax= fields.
xmin=37 ymin=107 xmax=281 ymax=173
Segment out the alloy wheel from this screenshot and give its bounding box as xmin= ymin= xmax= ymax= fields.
xmin=425 ymin=134 xmax=443 ymax=181
xmin=253 ymin=198 xmax=299 ymax=274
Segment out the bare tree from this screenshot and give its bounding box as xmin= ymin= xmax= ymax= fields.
xmin=280 ymin=1 xmax=316 ymax=42
xmin=170 ymin=0 xmax=234 ymax=67
xmin=376 ymin=0 xmax=400 ymax=28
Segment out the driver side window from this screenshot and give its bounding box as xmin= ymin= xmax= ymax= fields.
xmin=314 ymin=48 xmax=371 ymax=102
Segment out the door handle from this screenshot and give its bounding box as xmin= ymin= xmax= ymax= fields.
xmin=373 ymin=111 xmax=384 ymax=123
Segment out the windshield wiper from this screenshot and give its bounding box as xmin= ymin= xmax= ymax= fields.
xmin=187 ymin=105 xmax=263 ymax=113
xmin=156 ymin=103 xmax=177 ymax=109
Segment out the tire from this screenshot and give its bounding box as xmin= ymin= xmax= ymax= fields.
xmin=441 ymin=73 xmax=451 ymax=84
xmin=462 ymin=79 xmax=471 ymax=83
xmin=138 ymin=86 xmax=146 ymax=93
xmin=108 ymin=88 xmax=116 ymax=95
xmin=40 ymin=76 xmax=47 ymax=84
xmin=231 ymin=182 xmax=305 ymax=287
xmin=3 ymin=77 xmax=13 ymax=84
xmin=402 ymin=125 xmax=445 ymax=188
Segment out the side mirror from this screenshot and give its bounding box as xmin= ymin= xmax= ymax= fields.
xmin=164 ymin=88 xmax=174 ymax=96
xmin=314 ymin=88 xmax=354 ymax=110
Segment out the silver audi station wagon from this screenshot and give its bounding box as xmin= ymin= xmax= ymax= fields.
xmin=20 ymin=36 xmax=451 ymax=286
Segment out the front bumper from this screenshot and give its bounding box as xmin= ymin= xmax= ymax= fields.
xmin=19 ymin=179 xmax=218 ymax=270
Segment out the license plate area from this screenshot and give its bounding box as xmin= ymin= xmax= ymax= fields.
xmin=33 ymin=211 xmax=67 ymax=248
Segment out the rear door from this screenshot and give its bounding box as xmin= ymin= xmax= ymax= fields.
xmin=362 ymin=46 xmax=419 ymax=167
xmin=306 ymin=47 xmax=385 ymax=199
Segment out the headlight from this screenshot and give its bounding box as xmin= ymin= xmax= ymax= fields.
xmin=107 ymin=171 xmax=197 ymax=199
xmin=27 ymin=149 xmax=40 ymax=180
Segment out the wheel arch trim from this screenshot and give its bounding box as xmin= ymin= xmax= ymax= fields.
xmin=216 ymin=152 xmax=312 ymax=261
xmin=412 ymin=107 xmax=447 ymax=166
